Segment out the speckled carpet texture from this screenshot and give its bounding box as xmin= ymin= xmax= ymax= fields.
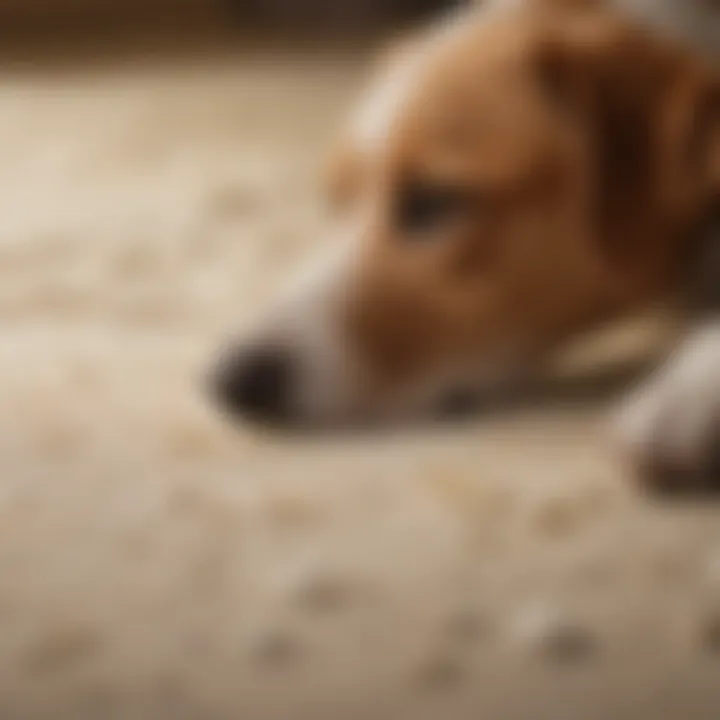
xmin=1 ymin=38 xmax=719 ymax=720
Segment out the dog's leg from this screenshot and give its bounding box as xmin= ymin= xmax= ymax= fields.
xmin=614 ymin=321 xmax=720 ymax=493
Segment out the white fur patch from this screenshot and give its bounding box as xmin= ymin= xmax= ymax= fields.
xmin=615 ymin=322 xmax=720 ymax=474
xmin=352 ymin=56 xmax=420 ymax=153
xmin=260 ymin=216 xmax=372 ymax=423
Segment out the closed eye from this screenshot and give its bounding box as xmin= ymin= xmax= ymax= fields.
xmin=394 ymin=181 xmax=472 ymax=237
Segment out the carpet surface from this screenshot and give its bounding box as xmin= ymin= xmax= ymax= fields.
xmin=0 ymin=43 xmax=719 ymax=720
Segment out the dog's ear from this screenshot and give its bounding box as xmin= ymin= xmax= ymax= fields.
xmin=532 ymin=10 xmax=718 ymax=267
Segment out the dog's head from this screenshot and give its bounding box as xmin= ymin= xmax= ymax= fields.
xmin=212 ymin=2 xmax=720 ymax=427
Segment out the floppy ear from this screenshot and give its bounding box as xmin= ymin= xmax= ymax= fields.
xmin=533 ymin=10 xmax=720 ymax=266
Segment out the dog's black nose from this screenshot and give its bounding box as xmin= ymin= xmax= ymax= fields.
xmin=212 ymin=347 xmax=294 ymax=423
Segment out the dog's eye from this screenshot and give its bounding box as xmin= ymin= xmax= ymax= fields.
xmin=395 ymin=182 xmax=469 ymax=236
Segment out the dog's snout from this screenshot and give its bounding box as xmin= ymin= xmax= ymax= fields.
xmin=212 ymin=346 xmax=295 ymax=424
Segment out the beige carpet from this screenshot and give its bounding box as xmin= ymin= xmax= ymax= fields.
xmin=0 ymin=40 xmax=719 ymax=720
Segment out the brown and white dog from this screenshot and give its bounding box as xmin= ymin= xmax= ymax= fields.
xmin=211 ymin=0 xmax=720 ymax=491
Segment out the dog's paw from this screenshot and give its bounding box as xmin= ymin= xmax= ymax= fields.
xmin=613 ymin=325 xmax=720 ymax=495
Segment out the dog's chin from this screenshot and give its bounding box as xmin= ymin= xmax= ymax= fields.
xmin=212 ymin=372 xmax=495 ymax=436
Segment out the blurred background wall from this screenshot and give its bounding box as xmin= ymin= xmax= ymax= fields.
xmin=0 ymin=0 xmax=460 ymax=34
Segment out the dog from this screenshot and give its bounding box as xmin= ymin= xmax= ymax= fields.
xmin=210 ymin=0 xmax=720 ymax=492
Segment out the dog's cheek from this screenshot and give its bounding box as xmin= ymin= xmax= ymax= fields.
xmin=344 ymin=283 xmax=436 ymax=385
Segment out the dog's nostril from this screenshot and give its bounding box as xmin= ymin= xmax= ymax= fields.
xmin=212 ymin=347 xmax=294 ymax=423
